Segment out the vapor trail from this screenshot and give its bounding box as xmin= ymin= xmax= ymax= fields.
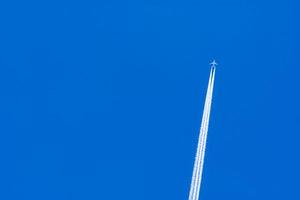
xmin=190 ymin=67 xmax=214 ymax=200
xmin=189 ymin=68 xmax=213 ymax=199
xmin=189 ymin=65 xmax=216 ymax=200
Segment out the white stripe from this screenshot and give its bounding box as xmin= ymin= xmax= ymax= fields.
xmin=189 ymin=67 xmax=215 ymax=200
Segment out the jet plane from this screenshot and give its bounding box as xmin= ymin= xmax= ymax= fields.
xmin=210 ymin=60 xmax=218 ymax=67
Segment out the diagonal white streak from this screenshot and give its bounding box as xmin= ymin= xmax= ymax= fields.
xmin=189 ymin=67 xmax=215 ymax=200
xmin=190 ymin=67 xmax=215 ymax=200
xmin=195 ymin=67 xmax=215 ymax=200
xmin=189 ymin=68 xmax=213 ymax=200
xmin=193 ymin=68 xmax=214 ymax=200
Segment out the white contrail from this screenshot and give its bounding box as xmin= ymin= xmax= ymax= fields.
xmin=189 ymin=68 xmax=213 ymax=200
xmin=190 ymin=67 xmax=214 ymax=200
xmin=189 ymin=65 xmax=216 ymax=200
xmin=195 ymin=67 xmax=215 ymax=200
xmin=190 ymin=66 xmax=215 ymax=200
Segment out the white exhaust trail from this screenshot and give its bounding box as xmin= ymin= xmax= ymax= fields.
xmin=189 ymin=67 xmax=213 ymax=199
xmin=189 ymin=64 xmax=216 ymax=200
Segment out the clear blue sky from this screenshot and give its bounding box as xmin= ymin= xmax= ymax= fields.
xmin=0 ymin=0 xmax=299 ymax=199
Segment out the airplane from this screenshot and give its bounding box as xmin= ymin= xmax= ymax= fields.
xmin=210 ymin=60 xmax=218 ymax=67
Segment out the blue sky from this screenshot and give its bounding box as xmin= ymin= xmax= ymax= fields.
xmin=0 ymin=0 xmax=300 ymax=199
